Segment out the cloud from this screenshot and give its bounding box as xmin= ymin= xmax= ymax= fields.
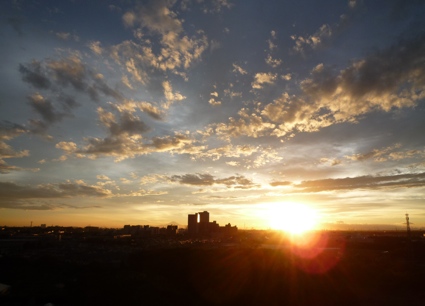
xmin=296 ymin=172 xmax=425 ymax=192
xmin=214 ymin=108 xmax=275 ymax=140
xmin=27 ymin=93 xmax=67 ymax=124
xmin=138 ymin=101 xmax=164 ymax=120
xmin=0 ymin=181 xmax=111 ymax=210
xmin=56 ymin=104 xmax=203 ymax=160
xmin=261 ymin=33 xmax=425 ymax=138
xmin=346 ymin=144 xmax=424 ymax=162
xmin=88 ymin=41 xmax=103 ymax=56
xmin=301 ymin=33 xmax=425 ymax=121
xmin=0 ymin=121 xmax=33 ymax=173
xmin=261 ymin=92 xmax=323 ymax=136
xmin=195 ymin=144 xmax=258 ymax=161
xmin=265 ymin=54 xmax=282 ymax=68
xmin=163 ymin=80 xmax=186 ymax=108
xmin=149 ymin=133 xmax=203 ymax=154
xmin=270 ymin=181 xmax=292 ymax=187
xmin=292 ymin=24 xmax=332 ymax=53
xmin=0 ymin=160 xmax=38 ymax=174
xmin=63 ymin=108 xmax=151 ymax=161
xmin=128 ymin=189 xmax=168 ymax=196
xmin=97 ymin=174 xmax=111 ymax=180
xmin=209 ymin=91 xmax=220 ymax=106
xmin=0 ymin=180 xmax=111 ymax=200
xmin=170 ymin=173 xmax=258 ymax=189
xmin=232 ymin=63 xmax=247 ymax=75
xmin=348 ymin=0 xmax=357 ymax=9
xmin=19 ymin=61 xmax=51 ymax=89
xmin=116 ymin=0 xmax=209 ymax=83
xmin=140 ymin=174 xmax=167 ymax=185
xmin=55 ymin=32 xmax=79 ymax=41
xmin=20 ymin=56 xmax=124 ymax=103
xmin=112 ymin=99 xmax=164 ymax=120
xmin=251 ymin=72 xmax=277 ymax=89
xmin=201 ymin=0 xmax=233 ymax=14
xmin=320 ymin=158 xmax=342 ymax=166
xmin=98 ymin=107 xmax=149 ymax=137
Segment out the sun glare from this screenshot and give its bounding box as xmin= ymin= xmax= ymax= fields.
xmin=265 ymin=202 xmax=319 ymax=234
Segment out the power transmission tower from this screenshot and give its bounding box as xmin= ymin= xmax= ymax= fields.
xmin=405 ymin=213 xmax=411 ymax=238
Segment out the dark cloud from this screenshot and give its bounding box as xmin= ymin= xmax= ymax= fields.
xmin=47 ymin=57 xmax=87 ymax=91
xmin=19 ymin=56 xmax=125 ymax=103
xmin=171 ymin=173 xmax=215 ymax=186
xmin=19 ymin=61 xmax=51 ymax=89
xmin=170 ymin=173 xmax=258 ymax=189
xmin=302 ymin=32 xmax=425 ymax=110
xmin=27 ymin=119 xmax=50 ymax=137
xmin=270 ymin=181 xmax=292 ymax=187
xmin=296 ymin=172 xmax=425 ymax=192
xmin=27 ymin=94 xmax=66 ymax=124
xmin=58 ymin=94 xmax=80 ymax=111
xmin=110 ymin=112 xmax=149 ymax=137
xmin=19 ymin=57 xmax=126 ymax=136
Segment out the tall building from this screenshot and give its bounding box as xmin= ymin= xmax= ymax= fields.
xmin=197 ymin=211 xmax=210 ymax=234
xmin=188 ymin=213 xmax=198 ymax=235
xmin=198 ymin=211 xmax=210 ymax=224
xmin=187 ymin=210 xmax=237 ymax=237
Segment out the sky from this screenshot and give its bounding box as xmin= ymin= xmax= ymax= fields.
xmin=1 ymin=0 xmax=425 ymax=230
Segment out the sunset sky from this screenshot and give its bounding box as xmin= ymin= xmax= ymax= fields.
xmin=1 ymin=0 xmax=425 ymax=230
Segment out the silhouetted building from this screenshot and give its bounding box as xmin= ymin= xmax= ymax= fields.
xmin=188 ymin=214 xmax=198 ymax=235
xmin=187 ymin=211 xmax=238 ymax=237
xmin=198 ymin=211 xmax=209 ymax=223
xmin=198 ymin=211 xmax=210 ymax=235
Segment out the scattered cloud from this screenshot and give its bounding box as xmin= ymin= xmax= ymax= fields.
xmin=251 ymin=72 xmax=277 ymax=89
xmin=88 ymin=41 xmax=103 ymax=55
xmin=214 ymin=108 xmax=275 ymax=140
xmin=232 ymin=63 xmax=247 ymax=75
xmin=292 ymin=24 xmax=332 ymax=53
xmin=117 ymin=0 xmax=209 ymax=82
xmin=265 ymin=54 xmax=282 ymax=68
xmin=163 ymin=80 xmax=186 ymax=109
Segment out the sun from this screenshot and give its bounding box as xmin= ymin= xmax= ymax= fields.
xmin=265 ymin=202 xmax=319 ymax=235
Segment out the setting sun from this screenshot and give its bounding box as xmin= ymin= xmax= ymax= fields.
xmin=265 ymin=202 xmax=319 ymax=234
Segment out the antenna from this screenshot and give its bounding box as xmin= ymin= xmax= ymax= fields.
xmin=405 ymin=213 xmax=411 ymax=237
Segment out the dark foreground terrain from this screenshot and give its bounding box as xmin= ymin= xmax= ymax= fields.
xmin=1 ymin=233 xmax=425 ymax=305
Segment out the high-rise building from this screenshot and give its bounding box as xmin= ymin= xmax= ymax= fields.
xmin=188 ymin=213 xmax=198 ymax=235
xmin=198 ymin=211 xmax=210 ymax=223
xmin=197 ymin=211 xmax=210 ymax=234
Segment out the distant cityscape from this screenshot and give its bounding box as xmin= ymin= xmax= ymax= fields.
xmin=1 ymin=212 xmax=425 ymax=305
